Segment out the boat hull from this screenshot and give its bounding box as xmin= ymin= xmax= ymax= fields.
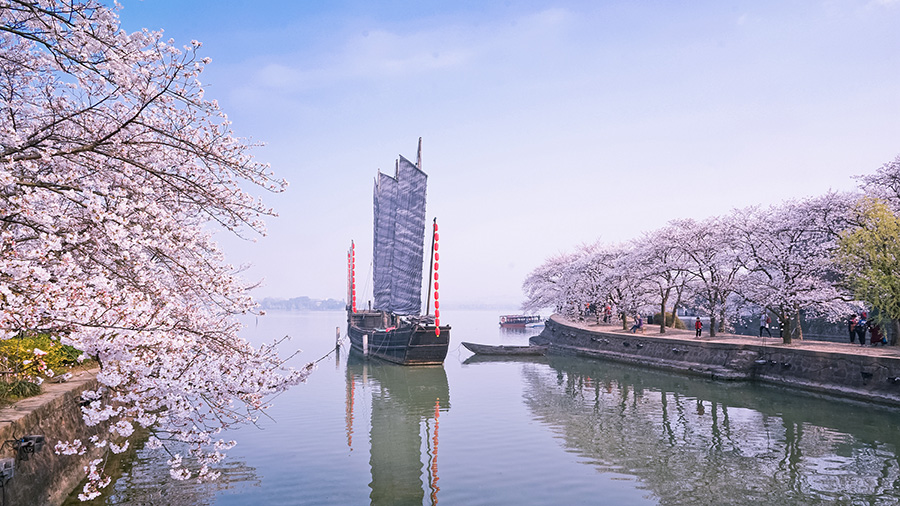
xmin=348 ymin=311 xmax=450 ymax=365
xmin=461 ymin=341 xmax=547 ymax=356
xmin=499 ymin=315 xmax=544 ymax=328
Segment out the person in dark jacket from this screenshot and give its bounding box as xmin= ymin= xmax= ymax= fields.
xmin=855 ymin=313 xmax=868 ymax=346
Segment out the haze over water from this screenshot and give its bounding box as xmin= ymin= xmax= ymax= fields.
xmin=69 ymin=310 xmax=900 ymax=505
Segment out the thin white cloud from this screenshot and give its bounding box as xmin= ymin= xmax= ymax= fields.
xmin=240 ymin=7 xmax=576 ymax=95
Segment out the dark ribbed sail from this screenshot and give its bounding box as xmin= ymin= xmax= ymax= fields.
xmin=373 ymin=172 xmax=398 ymax=312
xmin=372 ymin=153 xmax=428 ymax=315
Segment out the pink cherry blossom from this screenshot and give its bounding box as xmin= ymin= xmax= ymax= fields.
xmin=1 ymin=1 xmax=312 ymax=497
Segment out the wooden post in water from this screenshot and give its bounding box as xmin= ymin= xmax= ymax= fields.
xmin=363 ymin=334 xmax=368 ymax=356
xmin=335 ymin=327 xmax=341 ymax=349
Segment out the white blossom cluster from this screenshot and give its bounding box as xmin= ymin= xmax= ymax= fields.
xmin=1 ymin=0 xmax=312 ymax=499
xmin=523 ymin=188 xmax=880 ymax=341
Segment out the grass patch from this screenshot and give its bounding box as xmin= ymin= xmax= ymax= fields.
xmin=0 ymin=331 xmax=87 ymax=405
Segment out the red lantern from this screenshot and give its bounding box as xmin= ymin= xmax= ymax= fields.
xmin=434 ymin=300 xmax=439 ymax=309
xmin=433 ymin=232 xmax=439 ymax=242
xmin=434 ymin=292 xmax=439 ymax=300
xmin=434 ymin=252 xmax=439 ymax=261
xmin=435 ymin=328 xmax=441 ymax=337
xmin=435 ymin=309 xmax=440 ymax=318
xmin=434 ymin=272 xmax=439 ymax=281
xmin=434 ymin=222 xmax=439 ymax=232
xmin=434 ymin=281 xmax=439 ymax=290
xmin=434 ymin=243 xmax=439 ymax=251
xmin=433 ymin=262 xmax=439 ymax=271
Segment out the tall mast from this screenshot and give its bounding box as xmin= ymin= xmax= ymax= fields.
xmin=416 ymin=137 xmax=423 ymax=170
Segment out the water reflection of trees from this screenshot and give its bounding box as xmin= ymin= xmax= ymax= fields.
xmin=523 ymin=356 xmax=900 ymax=505
xmin=62 ymin=439 xmax=259 ymax=506
xmin=346 ymin=352 xmax=450 ymax=506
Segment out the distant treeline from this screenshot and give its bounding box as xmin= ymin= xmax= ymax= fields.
xmin=258 ymin=297 xmax=345 ymax=311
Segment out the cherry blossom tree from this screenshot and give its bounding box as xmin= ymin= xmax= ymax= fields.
xmin=634 ymin=225 xmax=695 ymax=333
xmin=858 ymin=153 xmax=900 ymax=211
xmin=1 ymin=1 xmax=310 ymax=499
xmin=586 ymin=243 xmax=655 ymax=330
xmin=522 ymin=251 xmax=579 ymax=314
xmin=668 ymin=217 xmax=744 ymax=337
xmin=730 ymin=194 xmax=858 ymax=344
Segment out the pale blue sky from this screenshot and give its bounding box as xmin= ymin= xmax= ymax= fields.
xmin=118 ymin=0 xmax=900 ymax=307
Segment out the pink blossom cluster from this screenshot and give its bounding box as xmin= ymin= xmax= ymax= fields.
xmin=524 ymin=189 xmax=873 ymax=339
xmin=2 ymin=0 xmax=311 ymax=499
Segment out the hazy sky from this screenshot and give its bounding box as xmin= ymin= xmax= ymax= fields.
xmin=117 ymin=0 xmax=900 ymax=307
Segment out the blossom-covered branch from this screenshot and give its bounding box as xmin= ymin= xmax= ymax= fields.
xmin=1 ymin=1 xmax=309 ymax=500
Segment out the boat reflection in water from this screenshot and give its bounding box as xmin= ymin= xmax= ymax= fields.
xmin=345 ymin=351 xmax=450 ymax=505
xmin=521 ymin=354 xmax=900 ymax=505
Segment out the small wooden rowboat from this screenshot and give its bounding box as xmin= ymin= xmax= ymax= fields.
xmin=461 ymin=341 xmax=548 ymax=356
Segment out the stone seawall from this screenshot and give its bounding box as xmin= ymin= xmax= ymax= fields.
xmin=543 ymin=316 xmax=900 ymax=407
xmin=0 ymin=369 xmax=104 ymax=506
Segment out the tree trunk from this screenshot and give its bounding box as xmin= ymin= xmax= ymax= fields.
xmin=659 ymin=300 xmax=666 ymax=334
xmin=670 ymin=292 xmax=683 ymax=329
xmin=891 ymin=319 xmax=900 ymax=346
xmin=794 ymin=311 xmax=804 ymax=340
xmin=669 ymin=304 xmax=679 ymax=328
xmin=709 ymin=316 xmax=717 ymax=337
xmin=780 ymin=313 xmax=792 ymax=345
xmin=621 ymin=312 xmax=627 ymax=331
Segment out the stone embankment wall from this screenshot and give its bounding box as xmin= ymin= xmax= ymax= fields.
xmin=0 ymin=369 xmax=103 ymax=506
xmin=543 ymin=316 xmax=900 ymax=407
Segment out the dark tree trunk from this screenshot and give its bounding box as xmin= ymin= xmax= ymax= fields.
xmin=780 ymin=313 xmax=792 ymax=345
xmin=659 ymin=300 xmax=666 ymax=334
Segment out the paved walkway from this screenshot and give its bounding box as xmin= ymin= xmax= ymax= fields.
xmin=558 ymin=317 xmax=900 ymax=359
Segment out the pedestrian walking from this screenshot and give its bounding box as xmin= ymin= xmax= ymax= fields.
xmin=759 ymin=313 xmax=772 ymax=337
xmin=848 ymin=314 xmax=858 ymax=344
xmin=869 ymin=322 xmax=886 ymax=346
xmin=694 ymin=317 xmax=702 ymax=338
xmin=855 ymin=312 xmax=868 ymax=346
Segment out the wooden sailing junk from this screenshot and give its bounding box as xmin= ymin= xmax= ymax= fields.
xmin=346 ymin=139 xmax=450 ymax=365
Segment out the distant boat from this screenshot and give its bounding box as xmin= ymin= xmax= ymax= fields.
xmin=499 ymin=315 xmax=544 ymax=328
xmin=461 ymin=341 xmax=548 ymax=356
xmin=346 ymin=139 xmax=450 ymax=365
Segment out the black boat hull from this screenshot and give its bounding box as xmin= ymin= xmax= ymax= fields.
xmin=348 ymin=310 xmax=450 ymax=365
xmin=461 ymin=341 xmax=547 ymax=356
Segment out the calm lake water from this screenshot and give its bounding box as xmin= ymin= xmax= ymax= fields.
xmin=67 ymin=310 xmax=900 ymax=505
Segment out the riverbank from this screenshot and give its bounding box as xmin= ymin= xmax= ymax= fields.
xmin=539 ymin=315 xmax=900 ymax=407
xmin=0 ymin=369 xmax=103 ymax=506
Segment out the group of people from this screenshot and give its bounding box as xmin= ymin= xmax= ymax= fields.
xmin=619 ymin=310 xmax=888 ymax=345
xmin=849 ymin=312 xmax=886 ymax=346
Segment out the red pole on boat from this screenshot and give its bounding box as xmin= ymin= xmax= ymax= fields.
xmin=425 ymin=218 xmax=437 ymax=316
xmin=348 ymin=241 xmax=357 ymax=313
xmin=425 ymin=219 xmax=442 ymax=336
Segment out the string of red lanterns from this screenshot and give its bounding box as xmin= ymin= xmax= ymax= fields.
xmin=350 ymin=241 xmax=356 ymax=313
xmin=433 ymin=222 xmax=440 ymax=336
